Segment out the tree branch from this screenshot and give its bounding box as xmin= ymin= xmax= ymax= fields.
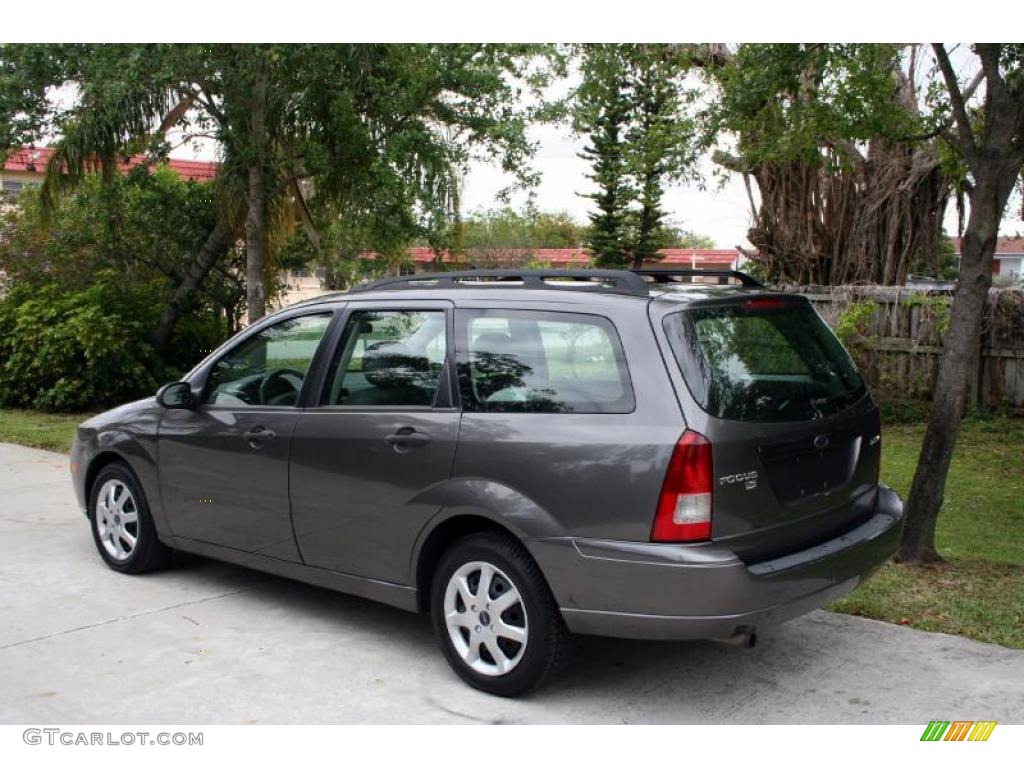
xmin=291 ymin=177 xmax=321 ymax=252
xmin=156 ymin=96 xmax=193 ymax=135
xmin=975 ymin=44 xmax=1002 ymax=97
xmin=963 ymin=69 xmax=985 ymax=102
xmin=932 ymin=43 xmax=977 ymax=161
xmin=828 ymin=139 xmax=869 ymax=179
xmin=711 ymin=149 xmax=751 ymax=173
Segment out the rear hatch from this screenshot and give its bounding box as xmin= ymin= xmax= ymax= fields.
xmin=659 ymin=294 xmax=882 ymax=563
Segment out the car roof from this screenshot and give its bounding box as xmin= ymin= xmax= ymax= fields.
xmin=285 ymin=283 xmax=783 ymax=311
xmin=282 ymin=269 xmax=777 ymax=313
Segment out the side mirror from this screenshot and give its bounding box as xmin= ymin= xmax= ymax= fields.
xmin=156 ymin=381 xmax=194 ymax=409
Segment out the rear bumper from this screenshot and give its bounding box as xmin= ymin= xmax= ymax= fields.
xmin=526 ymin=484 xmax=903 ymax=641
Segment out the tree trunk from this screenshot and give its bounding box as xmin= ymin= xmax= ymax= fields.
xmin=245 ymin=165 xmax=267 ymax=324
xmin=726 ymin=143 xmax=948 ymax=286
xmin=148 ymin=217 xmax=235 ymax=351
xmin=245 ymin=55 xmax=270 ymax=325
xmin=897 ymin=169 xmax=1016 ymax=563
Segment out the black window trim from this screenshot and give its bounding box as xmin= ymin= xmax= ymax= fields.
xmin=661 ymin=303 xmax=869 ymax=425
xmin=193 ymin=307 xmax=340 ymax=411
xmin=311 ymin=300 xmax=457 ymax=412
xmin=454 ymin=307 xmax=637 ymax=415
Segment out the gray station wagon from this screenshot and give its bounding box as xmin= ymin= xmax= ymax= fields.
xmin=71 ymin=268 xmax=904 ymax=696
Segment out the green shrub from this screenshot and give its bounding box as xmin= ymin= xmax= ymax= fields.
xmin=834 ymin=299 xmax=880 ymax=347
xmin=0 ymin=169 xmax=237 ymax=412
xmin=0 ymin=272 xmax=171 ymax=411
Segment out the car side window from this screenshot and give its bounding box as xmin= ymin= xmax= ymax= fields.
xmin=202 ymin=313 xmax=332 ymax=407
xmin=322 ymin=310 xmax=447 ymax=407
xmin=456 ymin=309 xmax=634 ymax=414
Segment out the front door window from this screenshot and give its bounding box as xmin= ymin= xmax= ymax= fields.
xmin=203 ymin=313 xmax=332 ymax=407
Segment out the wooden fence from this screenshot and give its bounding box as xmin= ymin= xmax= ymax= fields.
xmin=783 ymin=286 xmax=1024 ymax=409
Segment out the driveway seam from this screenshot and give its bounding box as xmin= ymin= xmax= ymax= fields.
xmin=0 ymin=584 xmax=266 ymax=651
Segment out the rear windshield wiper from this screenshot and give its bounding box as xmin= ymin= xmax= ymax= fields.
xmin=810 ymin=391 xmax=855 ymax=416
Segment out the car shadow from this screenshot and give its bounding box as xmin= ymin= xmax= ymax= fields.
xmin=156 ymin=552 xmax=821 ymax=702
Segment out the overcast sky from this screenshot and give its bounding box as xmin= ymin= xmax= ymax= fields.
xmin=457 ymin=117 xmax=1024 ymax=249
xmin=459 ymin=118 xmax=754 ymax=248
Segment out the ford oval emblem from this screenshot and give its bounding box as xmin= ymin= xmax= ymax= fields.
xmin=813 ymin=434 xmax=830 ymax=450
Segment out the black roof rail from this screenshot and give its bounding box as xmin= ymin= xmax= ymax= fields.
xmin=350 ymin=269 xmax=651 ymax=297
xmin=631 ymin=268 xmax=764 ymax=288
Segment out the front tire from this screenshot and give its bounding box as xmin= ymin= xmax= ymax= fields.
xmin=431 ymin=532 xmax=571 ymax=696
xmin=89 ymin=461 xmax=171 ymax=574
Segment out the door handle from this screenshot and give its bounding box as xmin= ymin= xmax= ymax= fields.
xmin=385 ymin=427 xmax=431 ymax=450
xmin=243 ymin=425 xmax=277 ymax=448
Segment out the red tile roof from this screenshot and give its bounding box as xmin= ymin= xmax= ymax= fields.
xmin=394 ymin=246 xmax=737 ymax=266
xmin=951 ymin=235 xmax=1024 ymax=256
xmin=2 ymin=146 xmax=219 ymax=183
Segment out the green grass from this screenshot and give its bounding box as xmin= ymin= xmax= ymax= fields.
xmin=0 ymin=408 xmax=90 ymax=452
xmin=1 ymin=405 xmax=1021 ymax=647
xmin=831 ymin=415 xmax=1024 ymax=648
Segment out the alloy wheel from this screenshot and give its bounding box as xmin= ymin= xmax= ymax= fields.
xmin=94 ymin=479 xmax=139 ymax=562
xmin=443 ymin=560 xmax=529 ymax=676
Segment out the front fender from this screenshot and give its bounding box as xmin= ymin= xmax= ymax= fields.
xmin=76 ymin=400 xmax=167 ymax=536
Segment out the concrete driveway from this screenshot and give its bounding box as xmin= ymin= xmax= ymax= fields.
xmin=1 ymin=442 xmax=1022 ymax=724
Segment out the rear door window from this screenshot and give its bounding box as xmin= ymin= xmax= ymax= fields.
xmin=663 ymin=300 xmax=866 ymax=422
xmin=323 ymin=310 xmax=447 ymax=407
xmin=456 ymin=309 xmax=634 ymax=413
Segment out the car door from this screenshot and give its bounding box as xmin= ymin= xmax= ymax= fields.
xmin=158 ymin=310 xmax=335 ymax=560
xmin=289 ymin=300 xmax=459 ymax=584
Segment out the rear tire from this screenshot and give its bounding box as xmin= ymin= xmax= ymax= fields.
xmin=430 ymin=531 xmax=571 ymax=696
xmin=89 ymin=461 xmax=172 ymax=574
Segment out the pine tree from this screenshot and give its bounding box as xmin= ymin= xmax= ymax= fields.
xmin=576 ymin=45 xmax=697 ymax=269
xmin=579 ymin=61 xmax=632 ymax=267
xmin=629 ymin=55 xmax=672 ymax=267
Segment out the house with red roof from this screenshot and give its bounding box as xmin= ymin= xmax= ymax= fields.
xmin=281 ymin=246 xmax=744 ymax=305
xmin=951 ymin=236 xmax=1024 ymax=280
xmin=391 ymin=246 xmax=739 ymax=271
xmin=1 ymin=145 xmax=219 ymax=201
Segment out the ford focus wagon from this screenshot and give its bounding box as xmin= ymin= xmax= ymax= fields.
xmin=71 ymin=268 xmax=904 ymax=696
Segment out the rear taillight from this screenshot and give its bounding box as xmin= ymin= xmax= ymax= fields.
xmin=651 ymin=430 xmax=713 ymax=542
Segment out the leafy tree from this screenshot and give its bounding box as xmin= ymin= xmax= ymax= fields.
xmin=701 ymin=43 xmax=1024 ymax=561
xmin=577 ymin=46 xmax=633 ymax=266
xmin=527 ymin=210 xmax=590 ymax=249
xmin=458 ymin=207 xmax=586 ymax=249
xmin=0 ymin=44 xmax=558 ymax=335
xmin=431 ymin=207 xmax=587 ymax=268
xmin=659 ymin=224 xmax=716 ymax=249
xmin=0 ymin=169 xmax=238 ymax=316
xmin=898 ymin=44 xmax=1024 ymax=563
xmin=0 ymin=172 xmax=232 ymax=410
xmin=704 ymin=44 xmax=949 ymax=285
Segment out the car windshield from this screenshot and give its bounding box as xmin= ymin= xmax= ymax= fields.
xmin=663 ymin=300 xmax=866 ymax=422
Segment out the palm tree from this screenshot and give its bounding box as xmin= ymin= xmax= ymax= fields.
xmin=24 ymin=43 xmax=554 ymax=346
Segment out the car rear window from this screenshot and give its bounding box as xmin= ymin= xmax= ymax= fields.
xmin=663 ymin=300 xmax=866 ymax=422
xmin=456 ymin=309 xmax=634 ymax=413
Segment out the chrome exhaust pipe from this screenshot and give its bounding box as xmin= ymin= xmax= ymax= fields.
xmin=716 ymin=629 xmax=757 ymax=648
